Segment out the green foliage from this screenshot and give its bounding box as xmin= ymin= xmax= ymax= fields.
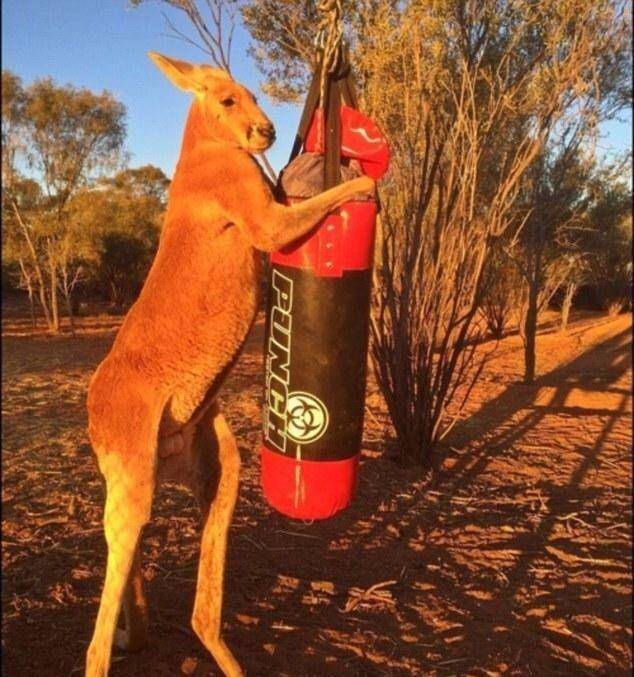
xmin=98 ymin=232 xmax=154 ymax=307
xmin=24 ymin=78 xmax=126 ymax=206
xmin=1 ymin=69 xmax=168 ymax=325
xmin=67 ymin=165 xmax=168 ymax=306
xmin=586 ymin=174 xmax=632 ymax=313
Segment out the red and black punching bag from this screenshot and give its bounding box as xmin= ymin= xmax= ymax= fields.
xmin=261 ymin=59 xmax=389 ymax=520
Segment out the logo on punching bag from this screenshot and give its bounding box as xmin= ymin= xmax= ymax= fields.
xmin=264 ymin=270 xmax=329 ymax=453
xmin=286 ymin=392 xmax=329 ymax=444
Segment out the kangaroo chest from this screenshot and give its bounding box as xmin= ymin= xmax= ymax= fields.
xmin=158 ymin=244 xmax=261 ymax=434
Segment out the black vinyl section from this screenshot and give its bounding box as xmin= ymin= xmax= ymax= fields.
xmin=263 ymin=263 xmax=372 ymax=461
xmin=266 ymin=51 xmax=374 ymax=463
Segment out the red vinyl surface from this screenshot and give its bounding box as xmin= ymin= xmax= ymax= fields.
xmin=261 ymin=445 xmax=359 ymax=520
xmin=304 ymin=105 xmax=390 ymax=180
xmin=270 ymin=200 xmax=376 ymax=277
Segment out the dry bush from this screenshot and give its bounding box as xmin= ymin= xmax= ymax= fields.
xmin=363 ymin=1 xmax=629 ymax=462
xmin=479 ymin=248 xmax=524 ymax=340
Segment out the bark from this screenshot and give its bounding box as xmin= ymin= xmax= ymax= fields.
xmin=49 ymin=258 xmax=60 ymax=333
xmin=11 ymin=200 xmax=53 ymax=328
xmin=523 ymin=280 xmax=539 ymax=384
xmin=63 ymin=288 xmax=75 ymax=334
xmin=17 ymin=257 xmax=37 ymax=330
xmin=59 ymin=265 xmax=80 ymax=335
xmin=560 ymin=281 xmax=577 ymax=332
xmin=28 ymin=291 xmax=36 ymax=329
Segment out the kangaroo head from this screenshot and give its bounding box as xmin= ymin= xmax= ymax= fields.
xmin=149 ymin=52 xmax=276 ymax=153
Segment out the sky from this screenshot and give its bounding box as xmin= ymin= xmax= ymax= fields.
xmin=2 ymin=0 xmax=631 ymax=179
xmin=1 ymin=0 xmax=302 ymax=175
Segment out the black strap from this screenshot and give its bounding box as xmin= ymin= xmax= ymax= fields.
xmin=287 ymin=50 xmax=360 ymax=190
xmin=288 ymin=62 xmax=322 ymax=164
xmin=341 ymin=72 xmax=358 ymax=109
xmin=323 ymin=76 xmax=342 ymax=189
xmin=340 ymin=45 xmax=358 ymax=109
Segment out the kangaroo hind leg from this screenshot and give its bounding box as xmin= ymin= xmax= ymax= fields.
xmin=186 ymin=404 xmax=243 ymax=677
xmin=85 ymin=388 xmax=163 ymax=677
xmin=114 ymin=542 xmax=148 ymax=652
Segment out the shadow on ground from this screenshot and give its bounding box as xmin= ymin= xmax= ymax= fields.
xmin=2 ymin=314 xmax=631 ymax=676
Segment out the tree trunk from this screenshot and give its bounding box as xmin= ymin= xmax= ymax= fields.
xmin=49 ymin=261 xmax=60 ymax=333
xmin=36 ymin=281 xmax=52 ymax=328
xmin=607 ymin=301 xmax=623 ymax=317
xmin=523 ymin=280 xmax=539 ymax=384
xmin=12 ymin=201 xmax=53 ymax=327
xmin=63 ymin=286 xmax=75 ymax=335
xmin=28 ymin=288 xmax=36 ymax=329
xmin=18 ymin=257 xmax=38 ymax=330
xmin=109 ymin=279 xmax=121 ymax=310
xmin=560 ymin=281 xmax=577 ymax=332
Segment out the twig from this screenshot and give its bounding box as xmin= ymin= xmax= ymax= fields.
xmin=275 ymin=530 xmax=321 ymax=540
xmin=271 ymin=622 xmax=299 ymax=631
xmin=340 ymin=580 xmax=397 ymax=613
xmin=546 ymin=545 xmax=623 ymax=567
xmin=24 ymin=507 xmax=60 ymax=518
xmin=600 ymin=457 xmax=622 ymax=470
xmin=33 ymin=516 xmax=69 ymax=534
xmin=437 ymin=658 xmax=469 ymax=666
xmin=603 ymin=522 xmax=628 ymax=532
xmin=238 ymin=534 xmax=265 ymax=551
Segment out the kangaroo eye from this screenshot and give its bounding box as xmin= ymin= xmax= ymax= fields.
xmin=221 ymin=97 xmax=235 ymax=107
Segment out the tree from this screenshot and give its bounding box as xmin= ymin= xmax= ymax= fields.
xmin=586 ymin=170 xmax=632 ymax=315
xmin=242 ymin=0 xmax=319 ymax=101
xmin=107 ymin=164 xmax=170 ymax=202
xmin=511 ymin=134 xmax=631 ymax=381
xmin=549 ymin=161 xmax=631 ymax=331
xmin=67 ymin=165 xmax=169 ymax=308
xmin=2 ymin=178 xmax=44 ymax=327
xmin=1 ymin=71 xmax=126 ymax=332
xmin=510 ymin=142 xmax=595 ymax=382
xmin=2 ymin=70 xmax=26 ymax=188
xmin=1 ymin=71 xmax=44 ymax=325
xmin=558 ymin=254 xmax=590 ymax=332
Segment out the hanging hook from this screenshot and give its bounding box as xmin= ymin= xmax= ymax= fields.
xmin=315 ymin=0 xmax=344 ymax=108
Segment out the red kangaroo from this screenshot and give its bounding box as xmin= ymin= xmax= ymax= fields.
xmin=84 ymin=52 xmax=375 ymax=677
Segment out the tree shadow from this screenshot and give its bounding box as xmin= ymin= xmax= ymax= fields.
xmin=440 ymin=325 xmax=631 ymax=491
xmin=218 ymin=324 xmax=632 ymax=675
xmin=2 ymin=320 xmax=631 ymax=676
xmin=407 ymin=324 xmax=633 ymax=674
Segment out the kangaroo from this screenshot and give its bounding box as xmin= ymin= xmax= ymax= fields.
xmin=84 ymin=52 xmax=375 ymax=677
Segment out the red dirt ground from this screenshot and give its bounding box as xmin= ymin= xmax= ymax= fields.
xmin=2 ymin=309 xmax=632 ymax=676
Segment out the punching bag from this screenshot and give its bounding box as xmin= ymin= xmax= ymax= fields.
xmin=261 ymin=60 xmax=390 ymax=520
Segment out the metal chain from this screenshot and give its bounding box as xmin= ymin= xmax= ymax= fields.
xmin=314 ymin=0 xmax=344 ymax=109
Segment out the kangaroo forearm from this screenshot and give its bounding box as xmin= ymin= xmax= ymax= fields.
xmin=248 ymin=177 xmax=372 ymax=252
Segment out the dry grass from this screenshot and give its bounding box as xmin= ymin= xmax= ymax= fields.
xmin=2 ymin=307 xmax=632 ymax=676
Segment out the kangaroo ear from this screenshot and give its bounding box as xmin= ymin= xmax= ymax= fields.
xmin=148 ymin=52 xmax=206 ymax=95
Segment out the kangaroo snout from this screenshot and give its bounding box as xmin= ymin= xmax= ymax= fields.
xmin=249 ymin=123 xmax=276 ymax=145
